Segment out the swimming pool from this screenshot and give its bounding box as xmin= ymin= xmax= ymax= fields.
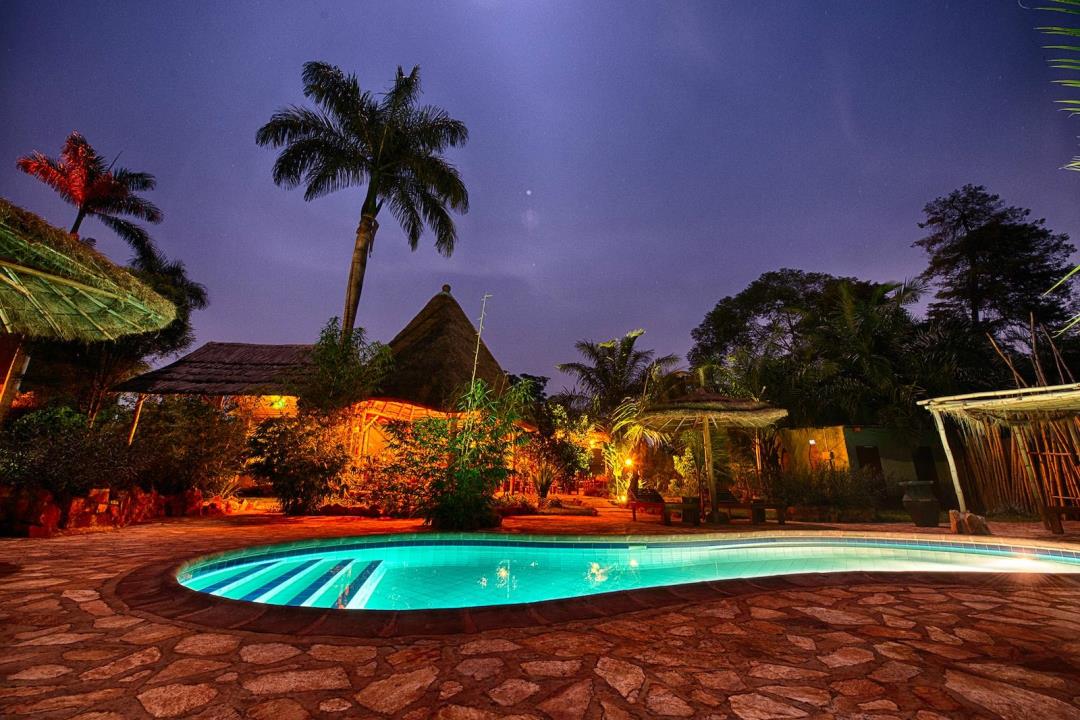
xmin=176 ymin=533 xmax=1080 ymax=611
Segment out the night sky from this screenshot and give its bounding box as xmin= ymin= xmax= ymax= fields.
xmin=2 ymin=1 xmax=1078 ymax=391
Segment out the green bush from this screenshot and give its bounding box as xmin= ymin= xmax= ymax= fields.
xmin=0 ymin=406 xmax=132 ymax=500
xmin=247 ymin=417 xmax=349 ymax=515
xmin=129 ymin=398 xmax=248 ymax=497
xmin=493 ymin=494 xmax=537 ymax=516
xmin=424 ymin=381 xmax=529 ymax=531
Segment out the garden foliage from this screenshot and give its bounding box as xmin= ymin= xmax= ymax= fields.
xmin=0 ymin=401 xmax=247 ymax=501
xmin=247 ymin=416 xmax=350 ymax=515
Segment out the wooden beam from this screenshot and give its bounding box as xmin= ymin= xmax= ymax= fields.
xmin=0 ymin=258 xmax=123 ymax=299
xmin=0 ymin=334 xmax=28 ymax=421
xmin=127 ymin=394 xmax=146 ymax=445
xmin=931 ymin=409 xmax=967 ymax=513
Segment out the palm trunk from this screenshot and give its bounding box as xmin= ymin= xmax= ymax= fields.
xmin=70 ymin=208 xmax=87 ymax=236
xmin=341 ymin=213 xmax=378 ymax=342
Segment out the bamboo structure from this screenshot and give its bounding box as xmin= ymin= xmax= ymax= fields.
xmin=920 ymin=383 xmax=1080 ymax=533
xmin=639 ymin=391 xmax=788 ymax=521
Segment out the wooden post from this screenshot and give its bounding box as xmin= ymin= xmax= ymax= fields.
xmin=752 ymin=430 xmax=763 ymax=477
xmin=931 ymin=409 xmax=967 ymax=513
xmin=127 ymin=394 xmax=146 ymax=445
xmin=703 ymin=418 xmax=716 ymax=522
xmin=0 ymin=334 xmax=29 ymax=421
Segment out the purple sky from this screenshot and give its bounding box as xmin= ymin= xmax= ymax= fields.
xmin=2 ymin=1 xmax=1079 ymax=392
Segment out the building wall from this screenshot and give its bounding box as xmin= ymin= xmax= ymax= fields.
xmin=779 ymin=426 xmax=850 ymax=476
xmin=778 ymin=425 xmax=954 ymax=502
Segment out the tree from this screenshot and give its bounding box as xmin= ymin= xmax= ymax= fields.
xmin=557 ymin=330 xmax=678 ymax=420
xmin=688 ymin=269 xmax=857 ymax=366
xmin=256 ymin=62 xmax=469 ymax=340
xmin=804 ymin=280 xmax=927 ymax=430
xmin=16 ymin=132 xmax=162 ymax=261
xmin=915 ymin=184 xmax=1077 ymax=344
xmin=291 ymin=318 xmax=392 ymax=414
xmin=688 ymin=270 xmax=960 ymax=429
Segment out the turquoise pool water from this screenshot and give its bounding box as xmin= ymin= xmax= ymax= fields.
xmin=176 ymin=534 xmax=1080 ymax=611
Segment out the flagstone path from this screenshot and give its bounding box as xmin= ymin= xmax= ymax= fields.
xmin=2 ymin=509 xmax=1079 ymax=719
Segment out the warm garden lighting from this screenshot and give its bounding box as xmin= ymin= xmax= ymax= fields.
xmin=5 ymin=8 xmax=1080 ymax=720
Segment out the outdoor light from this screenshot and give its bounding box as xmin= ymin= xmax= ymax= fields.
xmin=808 ymin=439 xmax=817 ymax=446
xmin=624 ymin=457 xmax=634 ymax=467
xmin=618 ymin=494 xmax=627 ymax=503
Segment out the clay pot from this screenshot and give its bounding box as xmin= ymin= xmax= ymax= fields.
xmin=900 ymin=480 xmax=940 ymax=527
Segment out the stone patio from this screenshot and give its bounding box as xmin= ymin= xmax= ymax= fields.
xmin=2 ymin=506 xmax=1079 ymax=720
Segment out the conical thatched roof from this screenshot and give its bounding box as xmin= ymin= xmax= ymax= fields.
xmin=114 ymin=342 xmax=312 ymax=395
xmin=377 ymin=284 xmax=507 ymax=412
xmin=0 ymin=197 xmax=175 ymax=341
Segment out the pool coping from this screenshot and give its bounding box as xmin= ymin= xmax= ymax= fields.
xmin=110 ymin=530 xmax=1080 ymax=639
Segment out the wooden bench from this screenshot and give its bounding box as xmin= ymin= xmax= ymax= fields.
xmin=715 ymin=500 xmax=787 ymax=525
xmin=661 ymin=502 xmax=701 ymax=526
xmin=629 ymin=488 xmax=702 ymax=526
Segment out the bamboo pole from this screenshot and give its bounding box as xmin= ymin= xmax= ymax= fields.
xmin=127 ymin=394 xmax=146 ymax=446
xmin=931 ymin=409 xmax=967 ymax=512
xmin=1012 ymin=425 xmax=1062 ymax=534
xmin=703 ymin=418 xmax=716 ymax=521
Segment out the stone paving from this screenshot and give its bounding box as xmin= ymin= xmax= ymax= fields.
xmin=2 ymin=508 xmax=1080 ymax=719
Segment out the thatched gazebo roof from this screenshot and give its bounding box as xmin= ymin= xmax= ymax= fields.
xmin=378 ymin=284 xmax=507 ymax=412
xmin=639 ymin=391 xmax=788 ymax=432
xmin=0 ymin=197 xmax=175 ymax=341
xmin=114 ymin=342 xmax=312 ymax=395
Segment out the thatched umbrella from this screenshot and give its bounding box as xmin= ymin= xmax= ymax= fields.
xmin=0 ymin=198 xmax=175 ymax=415
xmin=639 ymin=391 xmax=788 ymax=520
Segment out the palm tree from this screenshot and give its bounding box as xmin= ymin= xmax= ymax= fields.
xmin=256 ymin=62 xmax=469 ymax=339
xmin=558 ymin=329 xmax=679 ymax=421
xmin=16 ymin=132 xmax=162 ymax=261
xmin=1032 ymin=0 xmax=1080 ymax=171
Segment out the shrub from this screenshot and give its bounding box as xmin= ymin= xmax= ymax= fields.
xmin=289 ymin=318 xmax=392 ymax=414
xmin=129 ymin=398 xmax=248 ymax=497
xmin=764 ymin=466 xmax=888 ymax=516
xmin=0 ymin=406 xmax=132 ymax=500
xmin=493 ymin=494 xmax=537 ymax=516
xmin=247 ymin=417 xmax=349 ymax=515
xmin=423 ymin=381 xmax=529 ymax=531
xmin=344 ymin=439 xmax=437 ymax=518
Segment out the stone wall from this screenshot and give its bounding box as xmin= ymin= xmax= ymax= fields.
xmin=0 ymin=486 xmax=256 ymax=538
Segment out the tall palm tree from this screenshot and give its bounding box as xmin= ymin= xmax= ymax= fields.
xmin=16 ymin=132 xmax=162 ymax=261
xmin=256 ymin=61 xmax=469 ymax=339
xmin=558 ymin=329 xmax=679 ymax=420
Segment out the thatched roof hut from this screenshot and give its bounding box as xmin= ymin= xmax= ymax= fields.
xmin=116 ymin=284 xmax=507 ymax=413
xmin=0 ymin=197 xmax=175 ymax=342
